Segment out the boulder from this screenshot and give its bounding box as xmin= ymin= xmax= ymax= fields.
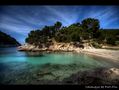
xmin=104 ymin=68 xmax=119 ymax=77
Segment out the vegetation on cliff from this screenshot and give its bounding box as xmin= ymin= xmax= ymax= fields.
xmin=0 ymin=31 xmax=21 ymax=47
xmin=25 ymin=18 xmax=119 ymax=47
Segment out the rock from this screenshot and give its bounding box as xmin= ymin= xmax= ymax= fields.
xmin=37 ymin=71 xmax=53 ymax=76
xmin=18 ymin=42 xmax=94 ymax=52
xmin=104 ymin=68 xmax=119 ymax=77
xmin=62 ymin=67 xmax=119 ymax=85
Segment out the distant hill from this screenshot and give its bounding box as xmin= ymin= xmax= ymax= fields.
xmin=102 ymin=29 xmax=119 ymax=31
xmin=0 ymin=31 xmax=21 ymax=47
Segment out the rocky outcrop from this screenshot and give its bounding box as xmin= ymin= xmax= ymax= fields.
xmin=83 ymin=43 xmax=95 ymax=49
xmin=18 ymin=42 xmax=91 ymax=53
xmin=18 ymin=43 xmax=35 ymax=51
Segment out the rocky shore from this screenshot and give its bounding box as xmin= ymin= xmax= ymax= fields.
xmin=17 ymin=42 xmax=94 ymax=52
xmin=18 ymin=42 xmax=119 ymax=61
xmin=5 ymin=43 xmax=118 ymax=85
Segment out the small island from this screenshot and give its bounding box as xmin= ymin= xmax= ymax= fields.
xmin=18 ymin=18 xmax=119 ymax=61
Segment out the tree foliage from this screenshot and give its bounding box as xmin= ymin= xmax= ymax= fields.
xmin=25 ymin=18 xmax=119 ymax=46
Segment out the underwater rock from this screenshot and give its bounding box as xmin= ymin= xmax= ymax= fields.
xmin=103 ymin=68 xmax=119 ymax=79
xmin=62 ymin=67 xmax=119 ymax=85
xmin=37 ymin=71 xmax=53 ymax=76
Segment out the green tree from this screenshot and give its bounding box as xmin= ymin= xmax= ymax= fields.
xmin=25 ymin=18 xmax=119 ymax=47
xmin=54 ymin=21 xmax=62 ymax=31
xmin=106 ymin=37 xmax=116 ymax=45
xmin=71 ymin=32 xmax=80 ymax=42
xmin=81 ymin=18 xmax=100 ymax=38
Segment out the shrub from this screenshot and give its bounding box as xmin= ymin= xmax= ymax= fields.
xmin=91 ymin=42 xmax=101 ymax=48
xmin=106 ymin=37 xmax=116 ymax=45
xmin=115 ymin=41 xmax=119 ymax=46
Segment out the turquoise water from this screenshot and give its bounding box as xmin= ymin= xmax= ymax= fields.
xmin=0 ymin=47 xmax=118 ymax=84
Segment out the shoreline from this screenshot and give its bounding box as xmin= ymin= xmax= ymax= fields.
xmin=1 ymin=44 xmax=119 ymax=85
xmin=81 ymin=49 xmax=119 ymax=69
xmin=18 ymin=43 xmax=119 ymax=63
xmin=82 ymin=49 xmax=119 ymax=62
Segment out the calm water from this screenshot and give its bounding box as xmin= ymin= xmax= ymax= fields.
xmin=0 ymin=47 xmax=118 ymax=84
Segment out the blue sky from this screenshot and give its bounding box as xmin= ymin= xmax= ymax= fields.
xmin=0 ymin=6 xmax=119 ymax=44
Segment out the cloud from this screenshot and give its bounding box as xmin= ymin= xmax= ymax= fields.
xmin=0 ymin=6 xmax=119 ymax=44
xmin=44 ymin=6 xmax=79 ymax=26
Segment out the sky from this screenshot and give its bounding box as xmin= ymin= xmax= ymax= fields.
xmin=0 ymin=6 xmax=119 ymax=44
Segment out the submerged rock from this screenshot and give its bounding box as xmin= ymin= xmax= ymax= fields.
xmin=62 ymin=67 xmax=119 ymax=85
xmin=103 ymin=68 xmax=119 ymax=79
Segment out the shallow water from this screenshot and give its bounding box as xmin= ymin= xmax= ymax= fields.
xmin=0 ymin=47 xmax=118 ymax=84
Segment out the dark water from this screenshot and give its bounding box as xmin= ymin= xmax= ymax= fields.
xmin=0 ymin=47 xmax=118 ymax=84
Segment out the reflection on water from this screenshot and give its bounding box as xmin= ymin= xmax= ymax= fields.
xmin=0 ymin=47 xmax=118 ymax=84
xmin=25 ymin=52 xmax=45 ymax=57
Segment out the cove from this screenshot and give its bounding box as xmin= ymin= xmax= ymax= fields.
xmin=0 ymin=47 xmax=118 ymax=84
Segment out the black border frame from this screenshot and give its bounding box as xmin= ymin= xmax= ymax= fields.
xmin=0 ymin=0 xmax=119 ymax=89
xmin=0 ymin=0 xmax=119 ymax=5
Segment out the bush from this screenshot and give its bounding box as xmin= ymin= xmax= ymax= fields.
xmin=106 ymin=37 xmax=116 ymax=45
xmin=91 ymin=42 xmax=101 ymax=48
xmin=115 ymin=41 xmax=119 ymax=46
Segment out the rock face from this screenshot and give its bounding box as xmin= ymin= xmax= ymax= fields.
xmin=18 ymin=43 xmax=48 ymax=51
xmin=83 ymin=43 xmax=94 ymax=49
xmin=0 ymin=31 xmax=21 ymax=47
xmin=18 ymin=41 xmax=94 ymax=52
xmin=18 ymin=42 xmax=84 ymax=52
